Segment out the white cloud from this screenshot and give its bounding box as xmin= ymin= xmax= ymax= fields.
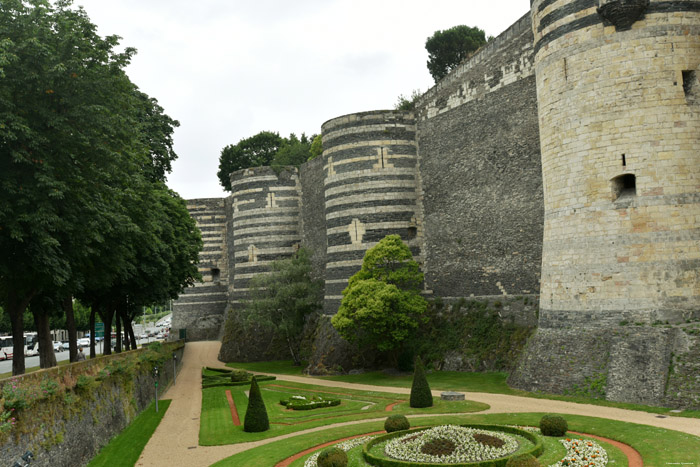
xmin=74 ymin=0 xmax=529 ymax=199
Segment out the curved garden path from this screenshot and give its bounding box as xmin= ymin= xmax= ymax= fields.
xmin=136 ymin=341 xmax=700 ymax=467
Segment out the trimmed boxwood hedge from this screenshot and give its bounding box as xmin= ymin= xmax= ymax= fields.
xmin=201 ymin=367 xmax=276 ymax=388
xmin=362 ymin=424 xmax=544 ymax=467
xmin=279 ymin=396 xmax=341 ymax=410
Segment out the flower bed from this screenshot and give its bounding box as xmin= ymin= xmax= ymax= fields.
xmin=553 ymin=438 xmax=608 ymax=467
xmin=363 ymin=424 xmax=543 ymax=466
xmin=280 ymin=394 xmax=341 ymax=410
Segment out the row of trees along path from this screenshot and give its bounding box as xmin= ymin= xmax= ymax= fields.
xmin=0 ymin=0 xmax=202 ymax=375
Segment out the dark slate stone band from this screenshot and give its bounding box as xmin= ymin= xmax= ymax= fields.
xmin=538 ymin=0 xmax=596 ymax=32
xmin=534 ymin=1 xmax=700 ymax=56
xmin=325 ymin=174 xmax=415 ymax=191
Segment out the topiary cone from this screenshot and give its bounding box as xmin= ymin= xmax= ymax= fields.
xmin=409 ymin=356 xmax=433 ymax=408
xmin=244 ymin=376 xmax=269 ymax=432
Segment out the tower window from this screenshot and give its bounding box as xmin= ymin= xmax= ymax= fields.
xmin=611 ymin=174 xmax=636 ymax=201
xmin=211 ymin=268 xmax=221 ymax=282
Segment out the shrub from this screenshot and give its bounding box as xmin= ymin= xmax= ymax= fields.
xmin=539 ymin=414 xmax=568 ymax=437
xmin=243 ymin=376 xmax=269 ymax=432
xmin=384 ymin=414 xmax=410 ymax=433
xmin=409 ymin=356 xmax=433 ymax=408
xmin=506 ymin=453 xmax=541 ymax=466
xmin=317 ymin=446 xmax=348 ymax=467
xmin=230 ymin=369 xmax=250 ymax=382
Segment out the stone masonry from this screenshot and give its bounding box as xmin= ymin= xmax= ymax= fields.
xmin=174 ymin=0 xmax=700 ymax=407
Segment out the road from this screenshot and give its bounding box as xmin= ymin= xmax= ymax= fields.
xmin=0 ymin=337 xmax=162 ymax=374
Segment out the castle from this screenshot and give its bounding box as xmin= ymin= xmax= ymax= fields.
xmin=173 ymin=0 xmax=700 ymax=407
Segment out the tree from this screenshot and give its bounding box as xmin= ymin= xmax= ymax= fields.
xmin=271 ymin=133 xmax=313 ymax=169
xmin=331 ymin=235 xmax=427 ymax=365
xmin=309 ymin=134 xmax=323 ymax=160
xmin=425 ymin=25 xmax=487 ymax=82
xmin=409 ymin=356 xmax=433 ymax=408
xmin=217 ymin=131 xmax=283 ymax=191
xmin=244 ymin=248 xmax=321 ymax=366
xmin=243 ymin=376 xmax=269 ymax=432
xmin=394 ymin=89 xmax=422 ymax=111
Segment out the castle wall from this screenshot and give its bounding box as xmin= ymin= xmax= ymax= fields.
xmin=228 ymin=167 xmax=302 ymax=306
xmin=171 ymin=198 xmax=228 ymax=340
xmin=415 ymin=14 xmax=544 ymax=299
xmin=511 ymin=0 xmax=700 ymax=404
xmin=321 ymin=111 xmax=422 ymax=314
xmin=533 ymin=0 xmax=700 ymax=326
xmin=298 ymin=155 xmax=327 ymax=283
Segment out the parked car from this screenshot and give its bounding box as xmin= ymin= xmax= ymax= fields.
xmin=26 ymin=342 xmax=39 ymax=357
xmin=53 ymin=341 xmax=64 ymax=352
xmin=77 ymin=337 xmax=90 ymax=347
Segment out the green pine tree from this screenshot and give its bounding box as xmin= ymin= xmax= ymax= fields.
xmin=409 ymin=356 xmax=433 ymax=408
xmin=243 ymin=376 xmax=270 ymax=432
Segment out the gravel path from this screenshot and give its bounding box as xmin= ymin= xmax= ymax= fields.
xmin=136 ymin=341 xmax=700 ymax=467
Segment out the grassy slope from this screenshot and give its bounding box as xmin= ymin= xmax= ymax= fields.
xmin=87 ymin=400 xmax=171 ymax=467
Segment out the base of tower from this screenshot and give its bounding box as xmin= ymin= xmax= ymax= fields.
xmin=509 ymin=324 xmax=700 ymax=409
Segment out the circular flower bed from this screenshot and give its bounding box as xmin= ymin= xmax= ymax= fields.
xmin=383 ymin=425 xmax=520 ymax=463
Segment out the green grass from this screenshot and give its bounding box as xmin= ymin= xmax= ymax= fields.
xmin=87 ymin=399 xmax=171 ymax=467
xmin=212 ymin=412 xmax=700 ymax=466
xmin=227 ymin=360 xmax=700 ymax=419
xmin=199 ymin=378 xmax=488 ymax=445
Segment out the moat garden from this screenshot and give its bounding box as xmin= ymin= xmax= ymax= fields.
xmin=63 ymin=344 xmax=700 ymax=467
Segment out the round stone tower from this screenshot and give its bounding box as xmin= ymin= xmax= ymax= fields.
xmin=228 ymin=166 xmax=302 ymax=306
xmin=512 ymin=0 xmax=700 ymax=404
xmin=533 ymin=0 xmax=700 ymax=327
xmin=321 ymin=110 xmax=422 ymax=314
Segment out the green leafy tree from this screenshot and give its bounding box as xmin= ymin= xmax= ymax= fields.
xmin=217 ymin=131 xmax=283 ymax=191
xmin=309 ymin=134 xmax=323 ymax=160
xmin=244 ymin=248 xmax=321 ymax=366
xmin=425 ymin=25 xmax=487 ymax=82
xmin=409 ymin=355 xmax=433 ymax=408
xmin=331 ymin=235 xmax=427 ymax=365
xmin=243 ymin=376 xmax=270 ymax=432
xmin=271 ymin=133 xmax=313 ymax=169
xmin=394 ymin=89 xmax=422 ymax=111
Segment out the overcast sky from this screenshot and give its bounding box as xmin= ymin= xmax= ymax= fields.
xmin=75 ymin=0 xmax=530 ymax=200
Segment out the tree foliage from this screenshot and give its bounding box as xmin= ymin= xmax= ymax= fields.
xmin=0 ymin=0 xmax=200 ymax=372
xmin=409 ymin=355 xmax=433 ymax=408
xmin=425 ymin=25 xmax=487 ymax=82
xmin=218 ymin=132 xmax=319 ymax=191
xmin=331 ymin=235 xmax=427 ymax=361
xmin=217 ymin=131 xmax=283 ymax=191
xmin=394 ymin=89 xmax=422 ymax=111
xmin=244 ymin=248 xmax=321 ymax=365
xmin=243 ymin=376 xmax=270 ymax=432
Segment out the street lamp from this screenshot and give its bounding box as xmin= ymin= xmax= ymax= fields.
xmin=153 ymin=366 xmax=159 ymax=412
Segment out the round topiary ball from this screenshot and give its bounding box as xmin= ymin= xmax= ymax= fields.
xmin=317 ymin=447 xmax=348 ymax=467
xmin=384 ymin=414 xmax=410 ymax=433
xmin=539 ymin=414 xmax=568 ymax=437
xmin=505 ymin=453 xmax=541 ymax=467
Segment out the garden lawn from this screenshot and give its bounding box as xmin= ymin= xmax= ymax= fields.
xmin=227 ymin=360 xmax=700 ymax=419
xmin=87 ymin=400 xmax=171 ymax=467
xmin=211 ymin=412 xmax=700 ymax=466
xmin=199 ymin=379 xmax=488 ymax=446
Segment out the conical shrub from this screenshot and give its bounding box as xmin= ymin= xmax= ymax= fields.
xmin=409 ymin=356 xmax=433 ymax=408
xmin=244 ymin=376 xmax=269 ymax=432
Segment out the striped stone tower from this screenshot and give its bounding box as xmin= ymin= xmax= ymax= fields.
xmin=170 ymin=198 xmax=229 ymax=340
xmin=513 ymin=0 xmax=700 ymax=403
xmin=321 ymin=111 xmax=423 ymax=314
xmin=229 ymin=166 xmax=302 ymax=306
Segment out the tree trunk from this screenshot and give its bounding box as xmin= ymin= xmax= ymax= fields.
xmin=286 ymin=335 xmax=301 ymax=366
xmin=32 ymin=306 xmax=57 ymax=369
xmin=63 ymin=296 xmax=78 ymax=362
xmin=89 ymin=305 xmax=97 ymax=359
xmin=123 ymin=309 xmax=137 ymax=351
xmin=7 ymin=289 xmax=33 ymax=375
xmin=97 ymin=302 xmax=113 ymax=356
xmin=115 ymin=307 xmax=122 ymax=353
